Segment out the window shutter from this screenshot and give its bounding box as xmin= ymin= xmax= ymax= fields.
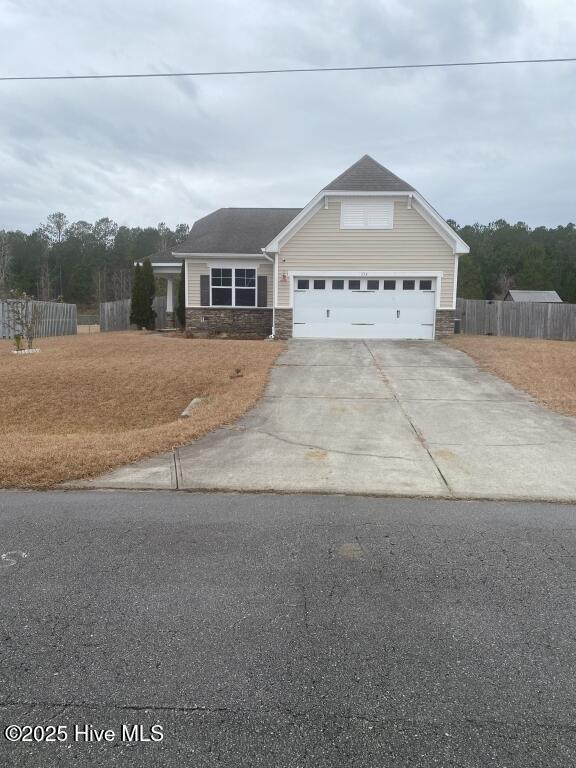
xmin=200 ymin=274 xmax=210 ymax=306
xmin=257 ymin=275 xmax=268 ymax=307
xmin=341 ymin=199 xmax=393 ymax=229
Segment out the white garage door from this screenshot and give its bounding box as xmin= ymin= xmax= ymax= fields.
xmin=293 ymin=277 xmax=436 ymax=339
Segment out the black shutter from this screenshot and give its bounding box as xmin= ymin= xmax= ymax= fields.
xmin=200 ymin=275 xmax=210 ymax=306
xmin=257 ymin=275 xmax=268 ymax=307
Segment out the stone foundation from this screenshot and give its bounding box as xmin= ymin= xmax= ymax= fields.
xmin=274 ymin=309 xmax=293 ymax=339
xmin=185 ymin=306 xmax=454 ymax=340
xmin=185 ymin=307 xmax=273 ymax=338
xmin=435 ymin=309 xmax=455 ymax=338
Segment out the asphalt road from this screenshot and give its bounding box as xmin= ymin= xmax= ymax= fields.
xmin=1 ymin=490 xmax=575 ymax=767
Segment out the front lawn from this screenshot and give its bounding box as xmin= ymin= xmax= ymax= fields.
xmin=445 ymin=335 xmax=576 ymax=418
xmin=1 ymin=332 xmax=283 ymax=488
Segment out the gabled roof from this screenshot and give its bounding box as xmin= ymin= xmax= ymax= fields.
xmin=265 ymin=155 xmax=469 ymax=255
xmin=173 ymin=208 xmax=301 ymax=254
xmin=505 ymin=290 xmax=562 ymax=303
xmin=323 ymin=154 xmax=414 ymax=192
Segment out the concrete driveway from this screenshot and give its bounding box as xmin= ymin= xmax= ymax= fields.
xmin=79 ymin=340 xmax=576 ymax=501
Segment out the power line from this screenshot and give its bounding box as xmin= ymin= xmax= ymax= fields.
xmin=1 ymin=56 xmax=575 ymax=82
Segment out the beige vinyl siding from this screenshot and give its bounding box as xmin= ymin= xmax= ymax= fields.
xmin=186 ymin=259 xmax=273 ymax=307
xmin=186 ymin=260 xmax=208 ymax=306
xmin=277 ymin=198 xmax=456 ymax=308
xmin=258 ymin=260 xmax=274 ymax=306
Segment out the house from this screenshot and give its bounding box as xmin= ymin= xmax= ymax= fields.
xmin=156 ymin=155 xmax=470 ymax=340
xmin=504 ymin=290 xmax=562 ymax=303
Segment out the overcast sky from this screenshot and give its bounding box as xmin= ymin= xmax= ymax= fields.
xmin=1 ymin=0 xmax=575 ymax=233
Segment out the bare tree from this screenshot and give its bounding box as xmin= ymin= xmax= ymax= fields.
xmin=5 ymin=291 xmax=43 ymax=350
xmin=157 ymin=222 xmax=172 ymax=253
xmin=37 ymin=261 xmax=52 ymax=301
xmin=93 ymin=217 xmax=118 ymax=249
xmin=111 ymin=268 xmax=132 ymax=300
xmin=174 ymin=223 xmax=190 ymax=244
xmin=42 ymin=212 xmax=68 ymax=244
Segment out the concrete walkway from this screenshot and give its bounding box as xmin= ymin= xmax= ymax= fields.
xmin=74 ymin=340 xmax=576 ymax=501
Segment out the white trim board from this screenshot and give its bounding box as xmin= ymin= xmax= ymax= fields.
xmin=264 ymin=191 xmax=469 ymax=255
xmin=175 ymin=252 xmax=270 ymax=261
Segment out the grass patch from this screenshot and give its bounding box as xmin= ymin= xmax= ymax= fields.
xmin=445 ymin=335 xmax=576 ymax=417
xmin=1 ymin=332 xmax=283 ymax=488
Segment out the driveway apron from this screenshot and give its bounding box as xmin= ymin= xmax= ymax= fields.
xmin=77 ymin=340 xmax=576 ymax=502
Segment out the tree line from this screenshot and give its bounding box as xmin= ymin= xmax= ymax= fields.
xmin=0 ymin=213 xmax=190 ymax=308
xmin=1 ymin=213 xmax=575 ymax=307
xmin=452 ymin=219 xmax=576 ymax=302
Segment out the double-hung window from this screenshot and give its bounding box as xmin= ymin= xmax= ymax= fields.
xmin=211 ymin=267 xmax=256 ymax=307
xmin=234 ymin=268 xmax=256 ymax=306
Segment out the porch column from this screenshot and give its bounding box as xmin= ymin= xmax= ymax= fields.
xmin=166 ymin=278 xmax=174 ymax=313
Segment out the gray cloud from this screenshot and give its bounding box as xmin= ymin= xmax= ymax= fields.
xmin=0 ymin=0 xmax=575 ymax=232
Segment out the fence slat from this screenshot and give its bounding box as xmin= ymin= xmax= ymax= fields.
xmin=0 ymin=300 xmax=77 ymax=339
xmin=456 ymin=298 xmax=576 ymax=340
xmin=99 ymin=297 xmax=168 ymax=332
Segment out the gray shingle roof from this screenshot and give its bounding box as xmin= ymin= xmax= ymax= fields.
xmin=173 ymin=208 xmax=301 ymax=254
xmin=149 ymin=250 xmax=181 ymax=264
xmin=505 ymin=290 xmax=562 ymax=303
xmin=323 ymin=154 xmax=414 ymax=192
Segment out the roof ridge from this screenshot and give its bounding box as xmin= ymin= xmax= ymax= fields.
xmin=323 ymin=155 xmax=414 ymax=193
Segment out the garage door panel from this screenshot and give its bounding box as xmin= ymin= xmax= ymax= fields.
xmin=293 ymin=277 xmax=436 ymax=340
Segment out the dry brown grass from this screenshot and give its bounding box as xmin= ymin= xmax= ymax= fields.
xmin=0 ymin=332 xmax=283 ymax=488
xmin=445 ymin=335 xmax=576 ymax=417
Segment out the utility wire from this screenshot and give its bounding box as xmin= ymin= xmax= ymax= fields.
xmin=1 ymin=56 xmax=575 ymax=82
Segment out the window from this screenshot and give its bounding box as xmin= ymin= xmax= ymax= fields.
xmin=348 ymin=279 xmax=361 ymax=290
xmin=332 ymin=279 xmax=344 ymax=290
xmin=341 ymin=199 xmax=394 ymax=229
xmin=297 ymin=279 xmax=309 ymax=290
xmin=383 ymin=280 xmax=396 ymax=290
xmin=367 ymin=279 xmax=379 ymax=290
xmin=211 ymin=268 xmax=232 ymax=306
xmin=313 ymin=279 xmax=325 ymax=289
xmin=419 ymin=279 xmax=432 ymax=291
xmin=211 ymin=267 xmax=256 ymax=306
xmin=403 ymin=280 xmax=415 ymax=290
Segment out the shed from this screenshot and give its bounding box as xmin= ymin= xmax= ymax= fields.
xmin=504 ymin=290 xmax=562 ymax=303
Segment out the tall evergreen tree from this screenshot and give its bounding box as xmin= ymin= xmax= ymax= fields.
xmin=130 ymin=257 xmax=156 ymax=329
xmin=130 ymin=263 xmax=143 ymax=327
xmin=141 ymin=258 xmax=156 ymax=329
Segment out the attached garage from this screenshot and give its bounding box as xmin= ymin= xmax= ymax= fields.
xmin=292 ymin=276 xmax=437 ymax=339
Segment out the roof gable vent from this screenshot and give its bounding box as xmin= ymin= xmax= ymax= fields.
xmin=341 ymin=199 xmax=394 ymax=229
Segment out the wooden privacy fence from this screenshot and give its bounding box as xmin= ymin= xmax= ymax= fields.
xmin=99 ymin=296 xmax=167 ymax=332
xmin=456 ymin=298 xmax=576 ymax=341
xmin=0 ymin=299 xmax=77 ymax=339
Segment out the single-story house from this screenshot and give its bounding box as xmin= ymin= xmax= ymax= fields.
xmin=154 ymin=155 xmax=470 ymax=340
xmin=504 ymin=290 xmax=562 ymax=303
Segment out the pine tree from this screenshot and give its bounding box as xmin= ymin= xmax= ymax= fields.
xmin=141 ymin=257 xmax=156 ymax=329
xmin=176 ymin=261 xmax=186 ymax=327
xmin=457 ymin=253 xmax=485 ymax=298
xmin=130 ymin=263 xmax=143 ymax=326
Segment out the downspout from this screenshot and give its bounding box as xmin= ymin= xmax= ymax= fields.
xmin=262 ymin=248 xmax=277 ymax=338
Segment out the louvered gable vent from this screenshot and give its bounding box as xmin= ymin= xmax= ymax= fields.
xmin=340 ymin=199 xmax=394 ymax=229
